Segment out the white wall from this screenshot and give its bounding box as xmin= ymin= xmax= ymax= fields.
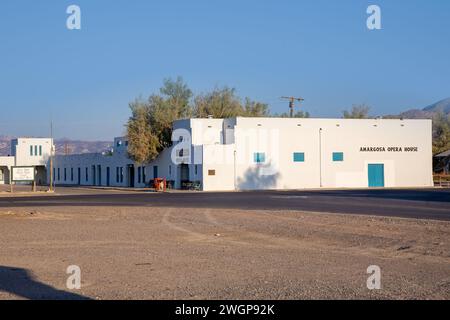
xmin=319 ymin=119 xmax=433 ymax=188
xmin=230 ymin=118 xmax=433 ymax=190
xmin=202 ymin=144 xmax=235 ymax=191
xmin=50 ymin=140 xmax=177 ymax=188
xmin=47 ymin=117 xmax=434 ymax=191
xmin=52 ymin=151 xmax=133 ymax=187
xmin=0 ymin=156 xmax=15 ymax=168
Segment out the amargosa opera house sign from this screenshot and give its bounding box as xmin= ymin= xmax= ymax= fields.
xmin=360 ymin=146 xmax=419 ymax=152
xmin=12 ymin=167 xmax=35 ymax=182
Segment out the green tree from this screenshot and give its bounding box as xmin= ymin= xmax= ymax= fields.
xmin=243 ymin=98 xmax=270 ymax=117
xmin=194 ymin=87 xmax=244 ymax=118
xmin=432 ymin=112 xmax=450 ymax=155
xmin=126 ymin=99 xmax=159 ymax=164
xmin=194 ymin=87 xmax=270 ymax=118
xmin=126 ymin=77 xmax=193 ymax=163
xmin=159 ymin=76 xmax=193 ymax=118
xmin=276 ymin=110 xmax=310 ymax=118
xmin=342 ymin=104 xmax=371 ymax=119
xmin=127 ymin=78 xmax=273 ymax=162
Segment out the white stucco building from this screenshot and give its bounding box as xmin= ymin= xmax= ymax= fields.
xmin=0 ymin=138 xmax=54 ymax=185
xmin=49 ymin=117 xmax=434 ymax=191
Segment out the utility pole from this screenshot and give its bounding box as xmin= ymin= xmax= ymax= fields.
xmin=10 ymin=173 xmax=13 ymax=193
xmin=281 ymin=96 xmax=305 ymax=118
xmin=64 ymin=142 xmax=69 ymax=155
xmin=319 ymin=128 xmax=323 ymax=188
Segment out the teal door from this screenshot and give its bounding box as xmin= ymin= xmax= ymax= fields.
xmin=368 ymin=164 xmax=385 ymax=187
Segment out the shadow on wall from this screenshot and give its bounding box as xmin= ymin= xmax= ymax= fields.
xmin=0 ymin=266 xmax=91 ymax=300
xmin=237 ymin=163 xmax=281 ymax=190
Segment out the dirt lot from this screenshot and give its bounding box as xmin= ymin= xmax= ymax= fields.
xmin=0 ymin=204 xmax=449 ymax=300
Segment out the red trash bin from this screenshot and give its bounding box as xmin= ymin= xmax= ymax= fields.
xmin=153 ymin=178 xmax=166 ymax=192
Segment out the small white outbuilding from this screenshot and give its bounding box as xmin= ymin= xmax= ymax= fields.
xmin=0 ymin=138 xmax=54 ymax=185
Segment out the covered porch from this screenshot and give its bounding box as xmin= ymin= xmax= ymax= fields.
xmin=0 ymin=166 xmax=11 ymax=185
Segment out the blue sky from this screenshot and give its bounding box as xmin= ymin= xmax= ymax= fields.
xmin=0 ymin=0 xmax=449 ymax=140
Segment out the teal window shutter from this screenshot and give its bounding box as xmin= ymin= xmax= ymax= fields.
xmin=293 ymin=152 xmax=305 ymax=162
xmin=333 ymin=152 xmax=344 ymax=162
xmin=254 ymin=153 xmax=266 ymax=163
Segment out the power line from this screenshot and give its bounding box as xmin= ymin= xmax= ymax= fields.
xmin=281 ymin=96 xmax=305 ymax=118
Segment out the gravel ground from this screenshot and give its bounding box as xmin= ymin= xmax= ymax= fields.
xmin=0 ymin=205 xmax=449 ymax=300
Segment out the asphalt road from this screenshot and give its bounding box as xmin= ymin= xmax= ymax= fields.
xmin=1 ymin=188 xmax=449 ymax=221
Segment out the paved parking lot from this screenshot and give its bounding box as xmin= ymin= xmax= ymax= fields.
xmin=1 ymin=187 xmax=449 ymax=221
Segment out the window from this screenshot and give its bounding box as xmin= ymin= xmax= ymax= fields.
xmin=58 ymin=168 xmax=60 ymax=181
xmin=116 ymin=167 xmax=120 ymax=183
xmin=195 ymin=165 xmax=198 ymax=176
xmin=254 ymin=153 xmax=266 ymax=164
xmin=39 ymin=145 xmax=42 ymax=156
xmin=64 ymin=168 xmax=67 ymax=181
xmin=30 ymin=145 xmax=33 ymax=156
xmin=71 ymin=168 xmax=74 ymax=181
xmin=208 ymin=170 xmax=216 ymax=176
xmin=120 ymin=167 xmax=124 ymax=183
xmin=34 ymin=145 xmax=38 ymax=156
xmin=333 ymin=152 xmax=344 ymax=162
xmin=86 ymin=167 xmax=89 ymax=182
xmin=142 ymin=167 xmax=146 ymax=183
xmin=293 ymin=152 xmax=305 ymax=162
xmin=169 ymin=165 xmax=172 ymax=176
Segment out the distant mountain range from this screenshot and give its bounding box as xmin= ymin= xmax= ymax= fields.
xmin=389 ymin=98 xmax=450 ymax=119
xmin=0 ymin=98 xmax=448 ymax=157
xmin=0 ymin=137 xmax=112 ymax=157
